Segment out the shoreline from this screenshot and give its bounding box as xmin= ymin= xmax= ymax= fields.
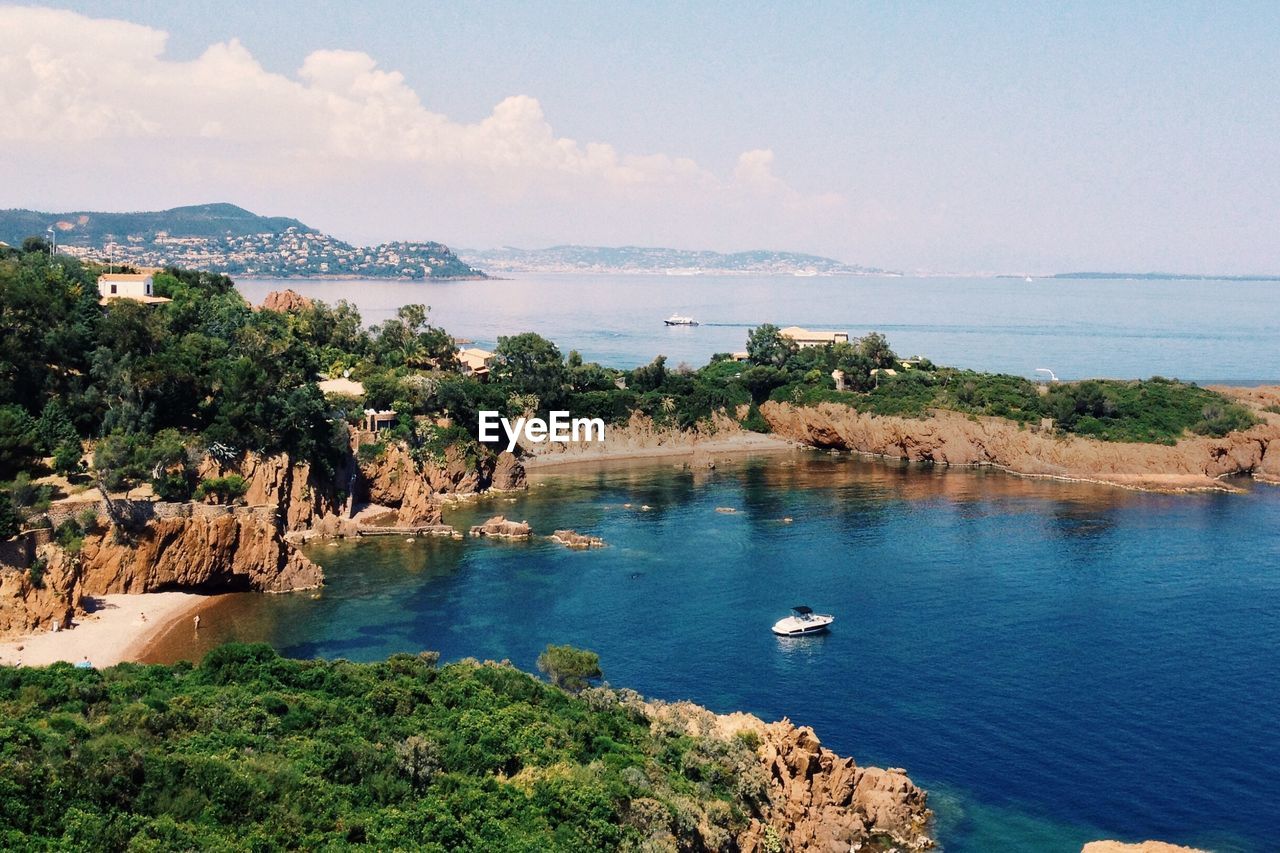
xmin=0 ymin=592 xmax=215 ymax=668
xmin=520 ymin=432 xmax=799 ymax=470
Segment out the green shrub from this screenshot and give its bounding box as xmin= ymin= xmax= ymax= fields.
xmin=740 ymin=403 xmax=771 ymax=434
xmin=356 ymin=440 xmax=386 ymax=463
xmin=193 ymin=474 xmax=248 ymax=504
xmin=27 ymin=557 xmax=45 ymax=588
xmin=537 ymin=644 xmax=603 ymax=692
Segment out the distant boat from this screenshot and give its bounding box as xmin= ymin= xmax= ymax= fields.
xmin=665 ymin=268 xmax=703 ymax=276
xmin=664 ymin=314 xmax=699 ymax=326
xmin=1024 ymin=276 xmax=1034 ymax=283
xmin=771 ymin=605 xmax=834 ymax=637
xmin=793 ymin=269 xmax=819 ymax=277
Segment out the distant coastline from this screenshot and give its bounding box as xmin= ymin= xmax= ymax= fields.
xmin=1046 ymin=272 xmax=1280 ymax=282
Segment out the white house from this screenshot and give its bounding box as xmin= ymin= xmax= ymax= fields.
xmin=97 ymin=273 xmax=170 ymax=304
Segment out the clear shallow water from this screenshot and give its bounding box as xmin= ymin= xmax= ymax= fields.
xmin=236 ymin=273 xmax=1280 ymax=380
xmin=147 ymin=455 xmax=1280 ymax=853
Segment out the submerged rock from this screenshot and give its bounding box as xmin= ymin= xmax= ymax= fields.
xmin=469 ymin=515 xmax=532 ymax=539
xmin=549 ymin=530 xmax=605 ymax=549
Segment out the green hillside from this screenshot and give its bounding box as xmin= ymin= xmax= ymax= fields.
xmin=0 ymin=645 xmax=766 ymax=851
xmin=0 ymin=203 xmax=311 ymax=247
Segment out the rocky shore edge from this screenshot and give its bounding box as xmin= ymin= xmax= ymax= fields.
xmin=760 ymin=388 xmax=1280 ymax=493
xmin=635 ymin=696 xmax=933 ymax=851
xmin=0 ymin=437 xmax=526 ymax=640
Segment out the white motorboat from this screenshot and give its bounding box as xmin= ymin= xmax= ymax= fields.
xmin=664 ymin=314 xmax=699 ymax=326
xmin=771 ymin=605 xmax=834 ymax=637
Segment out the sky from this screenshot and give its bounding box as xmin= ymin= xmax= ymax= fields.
xmin=1 ymin=1 xmax=1278 ymax=273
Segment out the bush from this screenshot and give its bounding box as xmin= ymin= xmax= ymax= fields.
xmin=1194 ymin=403 xmax=1258 ymax=437
xmin=52 ymin=442 xmax=83 ymax=476
xmin=740 ymin=403 xmax=771 ymax=434
xmin=356 ymin=441 xmax=386 ymax=463
xmin=0 ymin=489 xmax=18 ymax=539
xmin=537 ymin=644 xmax=603 ymax=692
xmin=193 ymin=474 xmax=248 ymax=504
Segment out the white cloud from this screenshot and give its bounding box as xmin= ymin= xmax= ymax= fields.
xmin=0 ymin=4 xmax=838 ymax=235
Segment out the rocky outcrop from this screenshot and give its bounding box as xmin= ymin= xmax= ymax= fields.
xmin=259 ymin=289 xmax=313 ymax=313
xmin=549 ymin=529 xmax=605 ymax=549
xmin=358 ymin=444 xmax=523 ymax=525
xmin=0 ymin=548 xmax=78 ymax=636
xmin=200 ymin=453 xmax=347 ymax=532
xmin=469 ymin=515 xmax=532 ymax=539
xmin=1081 ymin=842 xmax=1206 ymax=853
xmin=76 ymin=509 xmax=322 ymax=595
xmin=492 ymin=451 xmax=527 ymax=490
xmin=761 ymin=394 xmax=1280 ymax=492
xmin=201 ymin=442 xmax=527 ymax=532
xmin=643 ymin=699 xmax=933 ymax=851
xmin=742 ymin=721 xmax=931 ymax=851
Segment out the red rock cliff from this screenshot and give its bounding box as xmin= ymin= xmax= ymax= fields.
xmin=761 ymin=391 xmax=1280 ymax=492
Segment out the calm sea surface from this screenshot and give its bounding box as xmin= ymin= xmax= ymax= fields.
xmin=236 ymin=273 xmax=1280 ymax=380
xmin=147 ymin=455 xmax=1280 ymax=853
xmin=201 ymin=275 xmax=1280 ymax=850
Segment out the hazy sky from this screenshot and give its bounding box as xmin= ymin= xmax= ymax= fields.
xmin=2 ymin=2 xmax=1278 ymax=273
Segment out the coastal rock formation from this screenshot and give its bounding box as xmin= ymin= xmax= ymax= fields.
xmin=492 ymin=451 xmax=527 ymax=490
xmin=0 ymin=545 xmax=78 ymax=636
xmin=549 ymin=529 xmax=605 ymax=549
xmin=258 ymin=289 xmax=314 ymax=313
xmin=76 ymin=509 xmax=322 ymax=595
xmin=741 ymin=721 xmax=932 ymax=851
xmin=761 ymin=393 xmax=1280 ymax=492
xmin=469 ymin=515 xmax=533 ymax=539
xmin=1081 ymin=842 xmax=1207 ymax=853
xmin=359 ymin=444 xmax=523 ymax=525
xmin=200 ymin=453 xmax=347 ymax=532
xmin=642 ymin=699 xmax=933 ymax=851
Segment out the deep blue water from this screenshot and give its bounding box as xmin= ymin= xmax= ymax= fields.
xmin=236 ymin=273 xmax=1280 ymax=381
xmin=152 ymin=455 xmax=1280 ymax=852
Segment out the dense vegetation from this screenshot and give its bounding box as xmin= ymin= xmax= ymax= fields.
xmin=0 ymin=644 xmax=768 ymax=851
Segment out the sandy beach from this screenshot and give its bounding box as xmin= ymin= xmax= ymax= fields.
xmin=0 ymin=592 xmax=214 ymax=668
xmin=521 ymin=432 xmax=800 ymax=469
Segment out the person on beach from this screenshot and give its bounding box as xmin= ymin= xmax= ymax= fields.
xmin=194 ymin=614 xmax=201 ymax=631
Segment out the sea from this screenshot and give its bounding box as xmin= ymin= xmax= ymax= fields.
xmin=170 ymin=274 xmax=1278 ymax=851
xmin=234 ymin=273 xmax=1280 ymax=381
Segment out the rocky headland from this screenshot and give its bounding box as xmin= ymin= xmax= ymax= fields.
xmin=641 ymin=698 xmax=933 ymax=851
xmin=761 ymin=386 xmax=1280 ymax=492
xmin=0 ymin=437 xmax=526 ymax=640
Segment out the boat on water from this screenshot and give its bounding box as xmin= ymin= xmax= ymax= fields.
xmin=771 ymin=605 xmax=834 ymax=637
xmin=664 ymin=314 xmax=699 ymax=326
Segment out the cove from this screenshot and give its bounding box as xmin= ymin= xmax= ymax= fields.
xmin=145 ymin=453 xmax=1280 ymax=852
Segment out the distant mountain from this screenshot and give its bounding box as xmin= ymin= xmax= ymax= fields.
xmin=0 ymin=203 xmax=484 ymax=279
xmin=458 ymin=245 xmax=890 ymax=275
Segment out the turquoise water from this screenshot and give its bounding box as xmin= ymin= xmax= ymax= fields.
xmin=152 ymin=454 xmax=1280 ymax=852
xmin=236 ymin=273 xmax=1280 ymax=380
